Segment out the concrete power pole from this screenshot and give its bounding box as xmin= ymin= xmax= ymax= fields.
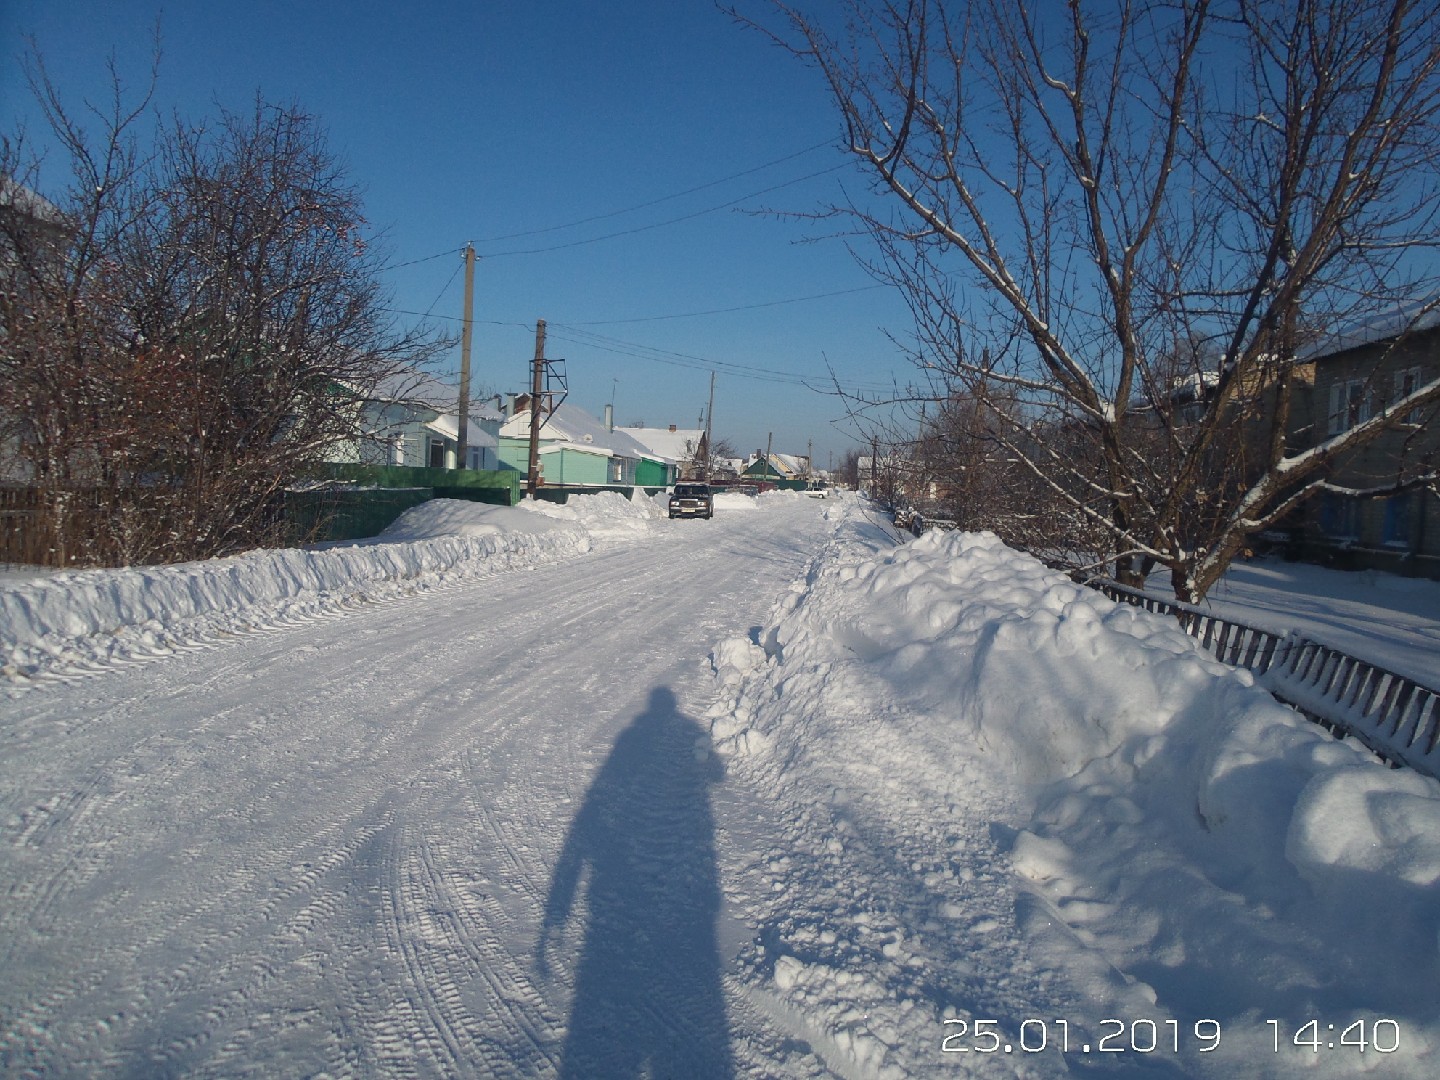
xmin=526 ymin=319 xmax=547 ymax=498
xmin=703 ymin=370 xmax=715 ymax=482
xmin=456 ymin=243 xmax=476 ymax=470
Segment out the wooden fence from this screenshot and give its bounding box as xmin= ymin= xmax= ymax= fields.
xmin=1094 ymin=579 xmax=1440 ymax=780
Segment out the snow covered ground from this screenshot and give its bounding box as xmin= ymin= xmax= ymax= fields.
xmin=2 ymin=491 xmax=1438 ymax=1077
xmin=1160 ymin=558 xmax=1440 ymax=687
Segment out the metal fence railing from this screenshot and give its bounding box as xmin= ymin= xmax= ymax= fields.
xmin=1094 ymin=579 xmax=1439 ymax=780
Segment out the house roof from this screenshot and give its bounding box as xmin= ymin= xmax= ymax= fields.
xmin=424 ymin=414 xmax=498 ymax=447
xmin=0 ymin=175 xmax=66 ymax=226
xmin=369 ymin=371 xmax=502 ymax=419
xmin=746 ymin=452 xmax=809 ymax=478
xmin=623 ymin=426 xmax=705 ymax=463
xmin=1301 ymin=298 xmax=1440 ymax=361
xmin=498 ymin=402 xmax=653 ymax=459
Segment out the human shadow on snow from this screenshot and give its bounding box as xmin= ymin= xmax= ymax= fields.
xmin=537 ymin=686 xmax=734 ymax=1079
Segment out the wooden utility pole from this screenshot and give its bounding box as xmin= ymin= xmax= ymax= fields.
xmin=526 ymin=319 xmax=547 ymax=498
xmin=456 ymin=243 xmax=476 ymax=470
xmin=764 ymin=432 xmax=773 ymax=483
xmin=703 ymin=371 xmax=716 ymax=481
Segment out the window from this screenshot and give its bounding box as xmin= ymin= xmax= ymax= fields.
xmin=1382 ymin=495 xmax=1412 ymax=548
xmin=427 ymin=438 xmax=447 ymax=469
xmin=390 ymin=433 xmax=405 ymax=466
xmin=1393 ymin=367 xmax=1425 ymax=425
xmin=1318 ymin=493 xmax=1361 ymax=539
xmin=1327 ymin=378 xmax=1371 ymax=435
xmin=466 ymin=446 xmax=483 ymax=470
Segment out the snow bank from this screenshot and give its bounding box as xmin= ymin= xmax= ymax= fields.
xmin=713 ymin=491 xmax=761 ymax=512
xmin=710 ymin=502 xmax=1440 ymax=1078
xmin=0 ymin=495 xmax=652 ymax=684
xmin=509 ymin=489 xmax=664 ymax=539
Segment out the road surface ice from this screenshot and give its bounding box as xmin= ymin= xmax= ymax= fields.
xmin=3 ymin=491 xmax=1437 ymax=1078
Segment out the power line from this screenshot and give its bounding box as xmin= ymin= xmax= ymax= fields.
xmin=472 ymin=138 xmax=836 ymax=243
xmin=381 ymin=279 xmax=886 ymax=329
xmin=478 ymin=162 xmax=849 ymax=258
xmin=546 ymin=322 xmax=901 ymax=395
xmin=566 ymin=283 xmax=889 ymax=325
xmin=378 ymin=247 xmax=460 ymax=273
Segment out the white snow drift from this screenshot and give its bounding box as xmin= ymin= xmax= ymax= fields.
xmin=710 ymin=516 xmax=1440 ymax=1077
xmin=2 ymin=490 xmax=1436 ymax=1078
xmin=0 ymin=493 xmax=665 ymax=682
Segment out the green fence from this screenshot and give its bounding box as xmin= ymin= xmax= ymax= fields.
xmin=291 ymin=464 xmax=521 ymax=542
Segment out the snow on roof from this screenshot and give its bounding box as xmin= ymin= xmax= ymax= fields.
xmin=0 ymin=175 xmax=66 ymax=226
xmin=624 ymin=427 xmax=704 ymax=463
xmin=498 ymin=403 xmax=652 ymax=459
xmin=423 ymin=414 xmax=498 ymax=446
xmin=748 ymin=452 xmax=809 ymax=477
xmin=369 ymin=372 xmax=502 ymax=418
xmin=1300 ymin=297 xmax=1440 ymax=361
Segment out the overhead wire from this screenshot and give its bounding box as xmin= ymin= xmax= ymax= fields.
xmin=472 ymin=137 xmax=837 ymax=243
xmin=476 ymin=162 xmax=849 ymax=258
xmin=546 ymin=322 xmax=903 ymax=396
xmin=565 ymin=284 xmax=888 ymax=325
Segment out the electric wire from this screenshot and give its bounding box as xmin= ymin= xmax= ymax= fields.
xmin=565 ymin=283 xmax=888 ymax=325
xmin=472 ymin=137 xmax=836 ymax=243
xmin=477 ymin=162 xmax=849 ymax=258
xmin=546 ymin=322 xmax=902 ymax=396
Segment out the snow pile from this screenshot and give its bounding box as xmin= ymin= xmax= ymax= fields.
xmin=0 ymin=495 xmax=654 ymax=684
xmin=713 ymin=491 xmax=761 ymax=512
xmin=710 ymin=509 xmax=1440 ymax=1077
xmin=511 ymin=489 xmax=664 ymax=539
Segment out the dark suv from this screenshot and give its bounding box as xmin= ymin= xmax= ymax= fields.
xmin=668 ymin=483 xmax=714 ymax=520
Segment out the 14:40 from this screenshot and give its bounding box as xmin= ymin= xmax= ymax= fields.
xmin=1267 ymin=1019 xmax=1400 ymax=1054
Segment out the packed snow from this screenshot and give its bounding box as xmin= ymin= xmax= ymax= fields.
xmin=2 ymin=491 xmax=1437 ymax=1077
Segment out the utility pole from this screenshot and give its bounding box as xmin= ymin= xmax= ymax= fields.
xmin=764 ymin=431 xmax=773 ymax=484
xmin=806 ymin=438 xmax=813 ymax=484
xmin=703 ymin=370 xmax=716 ymax=482
xmin=456 ymin=244 xmax=476 ymax=470
xmin=527 ymin=319 xmax=546 ymax=498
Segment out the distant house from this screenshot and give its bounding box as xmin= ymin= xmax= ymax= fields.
xmin=742 ymin=451 xmax=810 ymax=482
xmin=331 ymin=373 xmax=504 ymax=471
xmin=1295 ymin=305 xmax=1439 ymax=577
xmin=496 ymin=401 xmax=674 ymax=488
xmin=625 ymin=424 xmax=708 ymax=480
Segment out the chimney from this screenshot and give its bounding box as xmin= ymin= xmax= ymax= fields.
xmin=668 ymin=424 xmax=677 ymax=432
xmin=604 ymin=403 xmax=614 ymax=432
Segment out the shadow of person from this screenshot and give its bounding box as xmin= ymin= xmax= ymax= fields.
xmin=536 ymin=686 xmax=734 ymax=1079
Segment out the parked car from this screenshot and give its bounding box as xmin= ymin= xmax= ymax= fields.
xmin=668 ymin=483 xmax=714 ymax=519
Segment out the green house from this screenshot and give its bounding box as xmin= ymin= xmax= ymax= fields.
xmin=496 ymin=402 xmax=675 ymax=488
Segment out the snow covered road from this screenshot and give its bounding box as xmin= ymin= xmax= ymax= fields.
xmin=2 ymin=495 xmax=838 ymax=1076
xmin=4 ymin=491 xmax=1438 ymax=1079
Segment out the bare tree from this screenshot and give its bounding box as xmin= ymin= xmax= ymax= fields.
xmin=746 ymin=0 xmax=1440 ymax=599
xmin=2 ymin=46 xmax=445 ymax=566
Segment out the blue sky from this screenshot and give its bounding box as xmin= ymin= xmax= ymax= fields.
xmin=2 ymin=1 xmax=917 ymax=468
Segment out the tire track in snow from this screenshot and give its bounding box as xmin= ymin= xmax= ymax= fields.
xmin=2 ymin=499 xmax=836 ymax=1076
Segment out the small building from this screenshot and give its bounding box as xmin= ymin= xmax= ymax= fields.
xmin=496 ymin=402 xmax=673 ymax=488
xmin=742 ymin=451 xmax=810 ymax=483
xmin=331 ymin=373 xmax=504 ymax=471
xmin=625 ymin=424 xmax=708 ymax=480
xmin=1296 ymin=304 xmax=1439 ymax=577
